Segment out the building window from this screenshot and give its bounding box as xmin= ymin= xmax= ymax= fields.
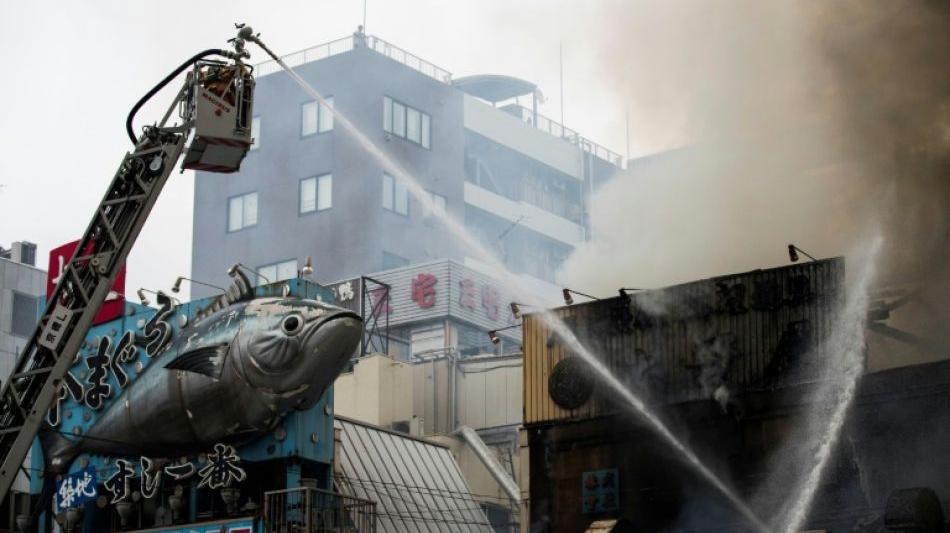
xmin=382 ymin=173 xmax=409 ymax=216
xmin=11 ymin=292 xmax=38 ymax=338
xmin=319 ymin=97 xmax=334 ymax=132
xmin=300 ymin=174 xmax=333 ymax=213
xmin=421 ymin=113 xmax=431 ymax=149
xmin=250 ymin=116 xmax=261 ymax=150
xmin=383 ymin=96 xmax=430 ymax=148
xmin=301 ymin=97 xmax=334 ymax=136
xmin=382 ymin=251 xmax=409 ymax=270
xmin=423 ymin=191 xmax=447 ymax=219
xmin=257 ymin=259 xmax=297 ymax=285
xmin=228 ymin=192 xmax=258 ymax=232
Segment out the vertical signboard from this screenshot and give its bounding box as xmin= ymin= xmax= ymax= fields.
xmin=328 ymin=277 xmax=362 ymax=315
xmin=47 ymin=240 xmax=126 ymax=325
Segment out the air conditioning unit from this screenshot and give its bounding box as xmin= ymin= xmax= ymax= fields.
xmin=10 ymin=241 xmax=36 ymax=267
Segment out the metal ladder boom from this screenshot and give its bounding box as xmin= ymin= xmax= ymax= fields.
xmin=0 ymin=125 xmax=187 ymax=503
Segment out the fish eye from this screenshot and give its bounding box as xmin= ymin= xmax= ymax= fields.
xmin=281 ymin=314 xmax=304 ymax=336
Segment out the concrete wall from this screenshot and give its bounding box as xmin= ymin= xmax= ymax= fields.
xmin=333 ymin=353 xmax=413 ymax=428
xmin=457 ymin=355 xmax=523 ymax=429
xmin=333 ymin=351 xmax=524 ymax=436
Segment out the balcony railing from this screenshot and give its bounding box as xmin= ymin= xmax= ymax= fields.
xmin=263 ymin=487 xmax=377 ymax=533
xmin=500 ymin=104 xmax=624 ymax=167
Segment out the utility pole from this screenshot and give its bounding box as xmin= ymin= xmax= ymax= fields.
xmin=559 ymin=41 xmax=564 ymax=126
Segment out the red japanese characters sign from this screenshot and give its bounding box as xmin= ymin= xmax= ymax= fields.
xmin=411 ymin=273 xmax=438 ymax=308
xmin=47 ymin=240 xmax=126 ymax=325
xmin=458 ymin=278 xmax=477 ymax=310
xmin=481 ymin=285 xmax=500 ymax=321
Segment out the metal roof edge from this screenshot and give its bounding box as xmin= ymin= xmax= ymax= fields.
xmin=334 ymin=415 xmax=452 ymax=449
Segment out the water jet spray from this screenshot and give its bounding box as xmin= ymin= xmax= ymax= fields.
xmin=246 ymin=30 xmax=770 ymax=532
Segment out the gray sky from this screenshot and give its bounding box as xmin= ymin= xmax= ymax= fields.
xmin=0 ymin=1 xmax=627 ymax=299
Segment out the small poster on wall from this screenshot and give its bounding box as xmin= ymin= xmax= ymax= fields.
xmin=582 ymin=468 xmax=619 ymax=514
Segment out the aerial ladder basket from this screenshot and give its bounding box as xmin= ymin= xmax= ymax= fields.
xmin=182 ymin=60 xmax=255 ymax=173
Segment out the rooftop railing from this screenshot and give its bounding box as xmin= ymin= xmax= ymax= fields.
xmin=255 ymin=34 xmax=452 ymax=84
xmin=366 ymin=35 xmax=453 ymax=83
xmin=500 ymin=104 xmax=625 ymax=167
xmin=254 ymin=34 xmax=622 ymax=167
xmin=255 ymin=36 xmax=356 ymax=77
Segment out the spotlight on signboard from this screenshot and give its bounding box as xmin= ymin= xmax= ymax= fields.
xmin=562 ymin=288 xmax=600 ymax=306
xmin=787 ymin=244 xmax=816 ymax=263
xmin=172 ymin=276 xmax=226 ymax=294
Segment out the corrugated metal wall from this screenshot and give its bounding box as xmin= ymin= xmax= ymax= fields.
xmin=524 ymin=258 xmax=845 ymax=425
xmin=335 ymin=259 xmax=522 ymax=342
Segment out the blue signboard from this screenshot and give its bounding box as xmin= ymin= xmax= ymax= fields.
xmin=54 ymin=466 xmax=97 ymax=513
xmin=581 ymin=468 xmax=619 ymax=514
xmin=30 ymin=277 xmax=340 ymax=527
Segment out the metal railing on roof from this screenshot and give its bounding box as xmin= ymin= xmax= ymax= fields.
xmin=255 ymin=36 xmax=356 ymax=76
xmin=500 ymin=104 xmax=624 ymax=167
xmin=366 ymin=35 xmax=453 ymax=83
xmin=255 ymin=34 xmax=452 ymax=84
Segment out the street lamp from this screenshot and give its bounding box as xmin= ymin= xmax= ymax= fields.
xmin=488 ymin=323 xmax=522 ymax=345
xmin=137 ymin=288 xmax=179 ymax=307
xmin=618 ymin=287 xmax=644 ymax=302
xmin=509 ymin=302 xmax=541 ymax=320
xmin=172 ymin=276 xmax=226 ymax=294
xmin=562 ymin=288 xmax=600 ymax=306
xmin=301 ymin=256 xmax=314 ymax=277
xmin=228 ymin=263 xmax=269 ymax=283
xmin=787 ymin=244 xmax=817 ymax=263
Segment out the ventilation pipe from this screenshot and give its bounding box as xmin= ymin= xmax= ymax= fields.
xmin=455 ymin=425 xmax=520 ymax=505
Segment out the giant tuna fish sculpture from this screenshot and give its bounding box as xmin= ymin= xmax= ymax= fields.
xmin=42 ymin=271 xmax=362 ymax=473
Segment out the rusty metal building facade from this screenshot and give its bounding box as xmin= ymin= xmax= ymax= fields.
xmin=519 ymin=260 xmax=849 ymax=531
xmin=523 ymin=259 xmax=844 ymax=425
xmin=519 ymin=258 xmax=950 ymax=531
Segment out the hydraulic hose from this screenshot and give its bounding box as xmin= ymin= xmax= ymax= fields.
xmin=125 ymin=48 xmax=228 ymax=144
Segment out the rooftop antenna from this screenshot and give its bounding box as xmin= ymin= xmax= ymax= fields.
xmin=625 ymin=109 xmax=630 ymax=163
xmin=362 ymin=0 xmax=368 ymax=33
xmin=559 ymin=41 xmax=565 ymax=126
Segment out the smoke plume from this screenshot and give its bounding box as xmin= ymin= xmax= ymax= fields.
xmin=555 ymin=1 xmax=949 ymax=526
xmin=559 ymin=1 xmax=950 ymax=313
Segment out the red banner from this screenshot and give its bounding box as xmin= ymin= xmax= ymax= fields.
xmin=47 ymin=240 xmax=126 ymax=325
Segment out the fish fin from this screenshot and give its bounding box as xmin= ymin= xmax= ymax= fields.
xmin=192 ymin=268 xmax=254 ymax=324
xmin=164 ymin=343 xmax=229 ymax=378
